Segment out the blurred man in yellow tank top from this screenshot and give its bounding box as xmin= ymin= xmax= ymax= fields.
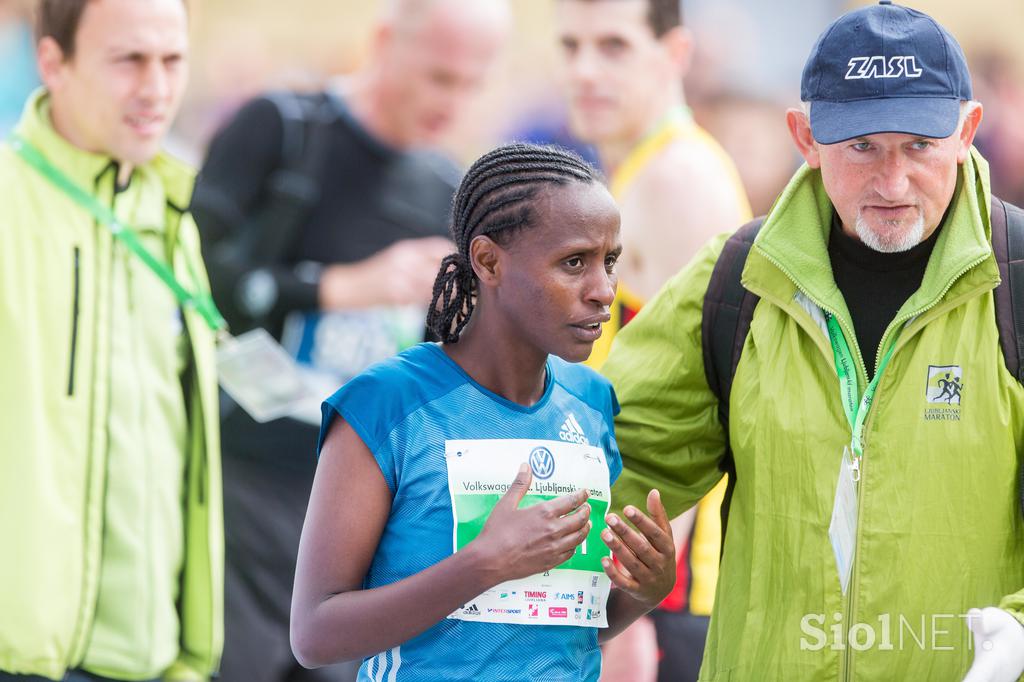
xmin=555 ymin=2 xmax=751 ymax=680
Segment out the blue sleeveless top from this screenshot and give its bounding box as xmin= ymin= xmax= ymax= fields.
xmin=319 ymin=343 xmax=621 ymax=681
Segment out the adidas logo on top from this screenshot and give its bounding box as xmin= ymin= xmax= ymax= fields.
xmin=559 ymin=413 xmax=589 ymax=445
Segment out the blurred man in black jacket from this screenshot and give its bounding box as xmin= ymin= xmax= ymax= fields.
xmin=191 ymin=2 xmax=510 ymax=679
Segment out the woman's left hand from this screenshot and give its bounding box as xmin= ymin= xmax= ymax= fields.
xmin=600 ymin=489 xmax=676 ymax=609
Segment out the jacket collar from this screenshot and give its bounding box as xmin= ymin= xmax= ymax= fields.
xmin=13 ymin=88 xmax=195 ymax=209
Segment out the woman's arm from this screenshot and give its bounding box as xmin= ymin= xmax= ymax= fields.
xmin=598 ymin=489 xmax=677 ymax=643
xmin=290 ymin=417 xmax=593 ymax=667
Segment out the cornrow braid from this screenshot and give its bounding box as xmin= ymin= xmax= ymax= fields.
xmin=427 ymin=143 xmax=601 ymax=343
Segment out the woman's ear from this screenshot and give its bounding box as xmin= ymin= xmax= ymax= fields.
xmin=469 ymin=235 xmax=502 ymax=286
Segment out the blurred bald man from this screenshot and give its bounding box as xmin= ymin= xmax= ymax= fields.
xmin=190 ymin=2 xmax=510 ymax=681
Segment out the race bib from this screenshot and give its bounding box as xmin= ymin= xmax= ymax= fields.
xmin=445 ymin=439 xmax=612 ymax=628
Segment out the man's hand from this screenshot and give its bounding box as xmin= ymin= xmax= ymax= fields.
xmin=320 ymin=236 xmax=454 ymax=309
xmin=962 ymin=607 xmax=1024 ymax=682
xmin=600 ymin=489 xmax=676 ymax=609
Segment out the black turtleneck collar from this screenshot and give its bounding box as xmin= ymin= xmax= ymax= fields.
xmin=828 ymin=212 xmax=942 ymax=376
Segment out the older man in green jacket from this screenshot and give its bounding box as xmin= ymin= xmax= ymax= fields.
xmin=0 ymin=1 xmax=222 ymax=680
xmin=603 ymin=3 xmax=1024 ymax=681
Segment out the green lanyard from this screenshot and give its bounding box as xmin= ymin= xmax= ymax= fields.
xmin=824 ymin=312 xmax=902 ymax=477
xmin=10 ymin=134 xmax=226 ymax=331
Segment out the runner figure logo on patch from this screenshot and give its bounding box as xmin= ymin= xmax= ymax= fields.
xmin=924 ymin=364 xmax=963 ymax=421
xmin=926 ymin=365 xmax=963 ymax=404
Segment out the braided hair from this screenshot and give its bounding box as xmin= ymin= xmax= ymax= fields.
xmin=427 ymin=142 xmax=601 ymax=344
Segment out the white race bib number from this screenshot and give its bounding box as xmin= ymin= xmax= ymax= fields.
xmin=445 ymin=439 xmax=612 ymax=627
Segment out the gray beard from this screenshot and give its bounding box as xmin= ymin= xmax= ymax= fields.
xmin=854 ymin=211 xmax=926 ymax=253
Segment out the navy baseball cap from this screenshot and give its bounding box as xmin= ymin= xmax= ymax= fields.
xmin=801 ymin=0 xmax=972 ymax=144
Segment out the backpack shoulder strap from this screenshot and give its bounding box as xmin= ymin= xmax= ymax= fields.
xmin=983 ymin=195 xmax=1024 ymax=521
xmin=264 ymin=90 xmax=308 ymax=167
xmin=702 ymin=217 xmax=764 ymax=420
xmin=990 ymin=195 xmax=1024 ymax=382
xmin=248 ymin=91 xmax=339 ymax=263
xmin=700 ymin=216 xmax=763 ymax=551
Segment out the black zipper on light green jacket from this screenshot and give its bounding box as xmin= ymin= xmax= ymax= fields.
xmin=67 ymin=246 xmax=81 ymax=396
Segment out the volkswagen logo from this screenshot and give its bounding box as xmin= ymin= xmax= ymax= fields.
xmin=529 ymin=447 xmax=555 ymax=480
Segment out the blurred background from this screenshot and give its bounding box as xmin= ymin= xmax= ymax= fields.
xmin=1 ymin=2 xmax=1021 ymax=679
xmin=2 ymin=0 xmax=1022 ymax=215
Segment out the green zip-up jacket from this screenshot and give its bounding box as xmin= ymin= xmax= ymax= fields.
xmin=0 ymin=91 xmax=223 ymax=681
xmin=603 ymin=148 xmax=1024 ymax=681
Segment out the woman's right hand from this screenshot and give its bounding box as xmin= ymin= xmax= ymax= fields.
xmin=471 ymin=463 xmax=591 ymax=583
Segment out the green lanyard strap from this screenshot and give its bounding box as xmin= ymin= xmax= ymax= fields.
xmin=9 ymin=134 xmax=226 ymax=332
xmin=825 ymin=313 xmax=901 ymax=467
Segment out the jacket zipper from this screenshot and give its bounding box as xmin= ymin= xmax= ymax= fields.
xmin=68 ymin=174 xmax=118 ymax=670
xmin=76 ymin=234 xmax=118 ymax=668
xmin=67 ymin=246 xmax=81 ymax=396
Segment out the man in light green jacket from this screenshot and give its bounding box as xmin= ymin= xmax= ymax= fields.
xmin=603 ymin=3 xmax=1024 ymax=681
xmin=0 ymin=1 xmax=222 ymax=680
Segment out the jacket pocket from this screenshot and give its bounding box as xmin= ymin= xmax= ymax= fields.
xmin=67 ymin=246 xmax=81 ymax=396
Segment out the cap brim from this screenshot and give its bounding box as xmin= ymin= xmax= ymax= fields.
xmin=809 ymin=98 xmax=961 ymax=144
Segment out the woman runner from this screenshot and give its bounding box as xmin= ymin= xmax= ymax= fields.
xmin=290 ymin=143 xmax=675 ymax=681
